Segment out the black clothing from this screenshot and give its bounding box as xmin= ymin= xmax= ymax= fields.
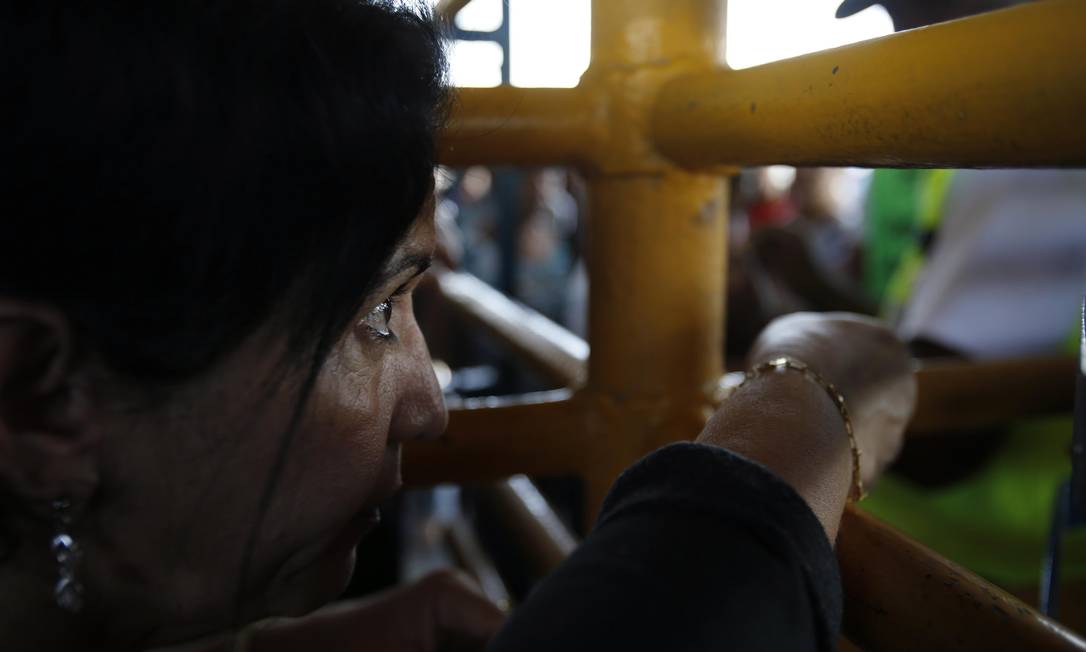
xmin=488 ymin=443 xmax=842 ymax=651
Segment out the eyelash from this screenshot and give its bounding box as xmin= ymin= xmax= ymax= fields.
xmin=360 ymin=287 xmax=409 ymax=340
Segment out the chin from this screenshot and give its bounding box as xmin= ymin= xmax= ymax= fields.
xmin=258 ymin=491 xmax=388 ymax=620
xmin=270 ymin=545 xmax=359 ymax=618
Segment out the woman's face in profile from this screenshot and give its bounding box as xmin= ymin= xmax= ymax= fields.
xmin=86 ymin=212 xmax=446 ymax=644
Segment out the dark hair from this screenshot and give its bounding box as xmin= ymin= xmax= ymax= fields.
xmin=2 ymin=0 xmax=448 ymax=379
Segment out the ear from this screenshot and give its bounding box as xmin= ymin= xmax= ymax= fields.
xmin=0 ymin=300 xmax=99 ymax=506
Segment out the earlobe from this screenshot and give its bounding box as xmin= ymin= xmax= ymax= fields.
xmin=0 ymin=300 xmax=98 ymax=504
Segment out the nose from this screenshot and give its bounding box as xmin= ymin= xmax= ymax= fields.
xmin=387 ymin=325 xmax=448 ymax=443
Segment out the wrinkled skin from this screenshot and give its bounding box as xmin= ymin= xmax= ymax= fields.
xmin=698 ymin=312 xmax=916 ymax=541
xmin=1 ymin=210 xmax=913 ymax=651
xmin=748 ymin=312 xmax=917 ymax=487
xmin=0 ymin=212 xmax=505 ymax=650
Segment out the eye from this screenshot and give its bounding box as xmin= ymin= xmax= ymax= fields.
xmin=361 ymin=299 xmax=395 ymax=339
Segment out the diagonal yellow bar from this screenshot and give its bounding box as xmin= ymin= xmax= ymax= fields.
xmin=434 ymin=270 xmax=588 ymax=387
xmin=652 ymin=0 xmax=1086 ymax=169
xmin=839 ymin=508 xmax=1086 ymax=651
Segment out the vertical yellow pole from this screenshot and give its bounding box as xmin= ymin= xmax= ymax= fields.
xmin=581 ymin=0 xmax=729 ymax=517
xmin=587 ymin=174 xmax=726 ymax=399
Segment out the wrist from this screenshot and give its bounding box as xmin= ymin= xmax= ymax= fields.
xmin=747 ymin=356 xmax=865 ymax=502
xmin=699 ymin=366 xmax=855 ymax=540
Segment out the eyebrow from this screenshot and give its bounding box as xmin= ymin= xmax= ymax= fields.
xmin=375 ymin=253 xmax=433 ymax=287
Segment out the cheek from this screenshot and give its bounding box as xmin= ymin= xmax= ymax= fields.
xmin=289 ymin=355 xmax=393 ymax=515
xmin=223 ymin=347 xmax=400 ymax=619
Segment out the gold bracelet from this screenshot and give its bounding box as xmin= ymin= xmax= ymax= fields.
xmin=741 ymin=355 xmax=866 ymax=502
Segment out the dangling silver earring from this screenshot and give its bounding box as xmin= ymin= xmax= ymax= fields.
xmin=51 ymin=497 xmax=84 ymax=613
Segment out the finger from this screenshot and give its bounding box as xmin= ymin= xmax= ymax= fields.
xmin=415 ymin=570 xmax=507 ymax=651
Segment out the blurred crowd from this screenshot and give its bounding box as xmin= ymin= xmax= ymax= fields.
xmin=420 ymin=159 xmax=1086 ymax=616
xmin=411 ymin=0 xmax=1086 ymax=621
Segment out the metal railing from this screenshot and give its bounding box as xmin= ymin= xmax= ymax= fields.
xmin=410 ymin=1 xmax=1086 ymax=649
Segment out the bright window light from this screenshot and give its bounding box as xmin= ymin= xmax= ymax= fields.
xmin=454 ymin=0 xmax=503 ymax=33
xmin=437 ymin=0 xmax=891 ymax=87
xmin=509 ymin=0 xmax=591 ymax=88
xmin=766 ymin=165 xmax=798 ymax=194
xmin=726 ymin=0 xmax=893 ymax=69
xmin=447 ymin=40 xmax=504 ymax=88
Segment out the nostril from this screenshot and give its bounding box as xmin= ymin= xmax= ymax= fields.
xmin=388 ymin=352 xmax=448 ymax=443
xmin=419 ymin=346 xmax=447 ymax=439
xmin=388 ymin=398 xmax=446 ymax=443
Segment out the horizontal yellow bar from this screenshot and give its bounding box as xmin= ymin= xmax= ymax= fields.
xmin=407 ymin=355 xmax=1073 ymax=485
xmin=653 ymin=0 xmax=1086 ymax=168
xmin=403 ymin=392 xmax=585 ymax=486
xmin=439 ymin=86 xmax=601 ymax=168
xmin=910 ymin=355 xmax=1075 ymax=433
xmin=713 ymin=357 xmax=1075 ymax=436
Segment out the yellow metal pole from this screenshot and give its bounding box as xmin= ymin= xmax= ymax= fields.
xmin=910 ymin=356 xmax=1077 ymax=433
xmin=416 ymin=0 xmax=1086 ymax=647
xmin=586 ymin=173 xmax=726 ymax=399
xmin=477 ymin=476 xmax=578 ymax=573
xmin=439 ymin=86 xmax=602 ymax=168
xmin=578 ymin=0 xmax=728 ymax=516
xmin=589 ymin=0 xmax=725 ymax=68
xmin=838 ymin=508 xmax=1086 ymax=651
xmin=652 ymin=0 xmax=1086 ymax=169
xmin=403 ymin=394 xmax=586 ymax=486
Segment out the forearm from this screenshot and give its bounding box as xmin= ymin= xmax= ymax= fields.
xmin=697 ymin=370 xmax=853 ymax=541
xmin=489 ymin=444 xmax=842 ymax=651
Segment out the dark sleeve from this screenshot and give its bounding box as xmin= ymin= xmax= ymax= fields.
xmin=487 ymin=442 xmax=842 ymax=652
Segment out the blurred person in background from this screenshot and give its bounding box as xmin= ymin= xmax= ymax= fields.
xmin=727 ymin=167 xmax=874 ymax=360
xmin=748 ymin=168 xmax=874 ymax=318
xmin=448 ymin=167 xmax=503 ymax=288
xmin=516 ymin=169 xmax=579 ymax=324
